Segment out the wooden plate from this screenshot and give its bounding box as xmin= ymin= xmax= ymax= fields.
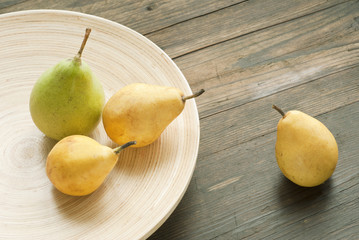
xmin=0 ymin=10 xmax=200 ymax=239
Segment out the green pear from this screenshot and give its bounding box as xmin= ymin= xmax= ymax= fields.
xmin=46 ymin=135 xmax=136 ymax=196
xmin=29 ymin=28 xmax=105 ymax=141
xmin=102 ymin=83 xmax=204 ymax=147
xmin=273 ymin=105 xmax=338 ymax=187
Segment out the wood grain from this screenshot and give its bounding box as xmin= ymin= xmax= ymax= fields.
xmin=149 ymin=0 xmax=359 ymax=239
xmin=1 ymin=0 xmax=359 ymax=239
xmin=147 ymin=0 xmax=349 ymax=58
xmin=0 ymin=0 xmax=246 ymax=34
xmin=0 ymin=10 xmax=199 ymax=240
xmin=151 ymin=88 xmax=359 ymax=240
xmin=175 ymin=0 xmax=359 ymax=117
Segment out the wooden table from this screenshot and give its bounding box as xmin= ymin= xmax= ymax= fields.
xmin=1 ymin=1 xmax=358 ymax=239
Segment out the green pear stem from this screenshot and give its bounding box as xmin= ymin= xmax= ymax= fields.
xmin=74 ymin=28 xmax=91 ymax=62
xmin=113 ymin=141 xmax=137 ymax=154
xmin=272 ymin=105 xmax=285 ymax=117
xmin=182 ymin=89 xmax=205 ymax=101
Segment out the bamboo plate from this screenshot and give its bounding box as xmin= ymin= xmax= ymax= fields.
xmin=0 ymin=10 xmax=200 ymax=240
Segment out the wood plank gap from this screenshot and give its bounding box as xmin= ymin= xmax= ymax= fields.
xmin=210 ymin=228 xmax=235 ymax=240
xmin=144 ymin=0 xmax=250 ymax=36
xmin=0 ymin=0 xmax=28 ymax=10
xmin=202 ymin=98 xmax=359 ymax=158
xmin=241 ymin=198 xmax=344 ymax=239
xmin=172 ymin=0 xmax=353 ymax=60
xmin=327 ymin=221 xmax=359 ymax=238
xmin=314 ymin=98 xmax=359 ymax=119
xmin=200 ymin=63 xmax=359 ymax=120
xmin=337 ymin=181 xmax=358 ymax=193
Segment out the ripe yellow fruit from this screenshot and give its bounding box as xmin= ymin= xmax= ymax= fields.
xmin=102 ymin=83 xmax=204 ymax=147
xmin=46 ymin=135 xmax=135 ymax=196
xmin=273 ymin=105 xmax=338 ymax=187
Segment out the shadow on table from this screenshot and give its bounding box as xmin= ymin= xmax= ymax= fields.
xmin=276 ymin=175 xmax=333 ymax=218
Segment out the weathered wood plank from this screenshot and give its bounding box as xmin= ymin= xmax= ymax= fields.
xmin=1 ymin=1 xmax=358 ymax=239
xmin=150 ymin=94 xmax=359 ymax=239
xmin=183 ymin=64 xmax=359 ymax=208
xmin=231 ymin=100 xmax=359 ymax=238
xmin=1 ymin=0 xmax=351 ymax=59
xmin=0 ymin=0 xmax=27 ymax=9
xmin=0 ymin=0 xmax=245 ymax=34
xmin=174 ymin=0 xmax=359 ymax=117
xmin=198 ymin=64 xmax=359 ymax=169
xmin=147 ymin=0 xmax=349 ymax=58
xmin=149 ymin=3 xmax=359 ymax=238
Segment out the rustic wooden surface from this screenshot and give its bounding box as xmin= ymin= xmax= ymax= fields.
xmin=1 ymin=0 xmax=359 ymax=239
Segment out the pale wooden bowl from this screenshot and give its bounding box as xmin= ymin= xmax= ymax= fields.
xmin=0 ymin=10 xmax=200 ymax=240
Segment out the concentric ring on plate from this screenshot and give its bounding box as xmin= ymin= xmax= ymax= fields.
xmin=0 ymin=9 xmax=200 ymax=240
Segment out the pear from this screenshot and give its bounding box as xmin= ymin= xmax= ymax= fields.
xmin=29 ymin=28 xmax=105 ymax=141
xmin=272 ymin=105 xmax=338 ymax=187
xmin=102 ymin=83 xmax=204 ymax=147
xmin=46 ymin=135 xmax=136 ymax=196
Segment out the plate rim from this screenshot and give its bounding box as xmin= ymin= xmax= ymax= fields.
xmin=0 ymin=9 xmax=201 ymax=240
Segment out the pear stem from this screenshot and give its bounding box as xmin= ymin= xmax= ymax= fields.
xmin=272 ymin=105 xmax=285 ymax=117
xmin=75 ymin=28 xmax=91 ymax=60
xmin=113 ymin=141 xmax=137 ymax=154
xmin=182 ymin=89 xmax=205 ymax=101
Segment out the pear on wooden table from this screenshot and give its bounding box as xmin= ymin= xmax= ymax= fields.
xmin=272 ymin=105 xmax=338 ymax=187
xmin=46 ymin=135 xmax=136 ymax=196
xmin=102 ymin=83 xmax=204 ymax=147
xmin=29 ymin=28 xmax=105 ymax=141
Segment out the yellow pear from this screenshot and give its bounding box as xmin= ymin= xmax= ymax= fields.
xmin=46 ymin=135 xmax=136 ymax=196
xmin=273 ymin=105 xmax=338 ymax=187
xmin=102 ymin=83 xmax=204 ymax=147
